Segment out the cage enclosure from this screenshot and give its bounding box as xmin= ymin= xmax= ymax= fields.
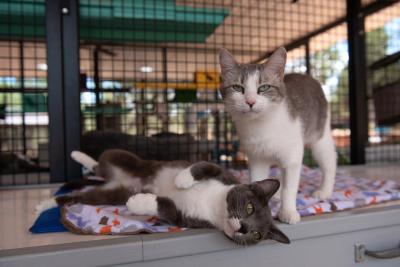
xmin=0 ymin=0 xmax=399 ymax=186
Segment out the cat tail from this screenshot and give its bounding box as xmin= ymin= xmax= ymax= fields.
xmin=71 ymin=151 xmax=98 ymax=172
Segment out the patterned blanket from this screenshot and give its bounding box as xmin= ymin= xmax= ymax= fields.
xmin=60 ymin=166 xmax=400 ymax=235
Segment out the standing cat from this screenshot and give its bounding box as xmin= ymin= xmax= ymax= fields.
xmin=219 ymin=47 xmax=336 ymax=224
xmin=37 ymin=149 xmax=289 ymax=245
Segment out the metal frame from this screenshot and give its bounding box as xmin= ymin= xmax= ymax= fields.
xmin=62 ymin=0 xmax=81 ymax=180
xmin=46 ymin=0 xmax=81 ymax=182
xmin=347 ymin=0 xmax=368 ymax=164
xmin=43 ymin=0 xmax=399 ymax=184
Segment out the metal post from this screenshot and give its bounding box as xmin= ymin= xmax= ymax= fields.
xmin=93 ymin=46 xmax=103 ymax=130
xmin=347 ymin=0 xmax=368 ymax=164
xmin=162 ymin=47 xmax=169 ymax=133
xmin=46 ymin=0 xmax=81 ymax=182
xmin=46 ymin=0 xmax=66 ymax=182
xmin=305 ymin=41 xmax=311 ymax=75
xmin=19 ymin=41 xmax=27 ymax=155
xmin=62 ymin=0 xmax=81 ymax=180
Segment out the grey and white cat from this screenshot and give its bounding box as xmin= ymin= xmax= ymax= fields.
xmin=219 ymin=47 xmax=337 ymax=224
xmin=36 ymin=149 xmax=289 ymax=245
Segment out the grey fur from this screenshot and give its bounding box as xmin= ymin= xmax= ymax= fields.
xmin=61 ymin=149 xmax=290 ymax=245
xmin=56 ymin=186 xmax=134 ymax=206
xmin=225 ymin=179 xmax=290 ymax=245
xmin=156 ymin=197 xmax=214 ymax=228
xmin=284 ymin=73 xmax=328 ymax=140
xmin=219 ymin=47 xmax=328 ymax=141
xmin=189 ymin=161 xmax=239 ymax=185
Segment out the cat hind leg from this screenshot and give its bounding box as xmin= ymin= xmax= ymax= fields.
xmin=126 ymin=194 xmax=182 ymax=226
xmin=126 ymin=193 xmax=158 ymax=216
xmin=310 ymin=129 xmax=337 ymax=200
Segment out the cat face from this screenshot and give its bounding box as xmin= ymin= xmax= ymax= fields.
xmin=219 ymin=47 xmax=287 ymax=120
xmin=224 ymin=179 xmax=290 ymax=245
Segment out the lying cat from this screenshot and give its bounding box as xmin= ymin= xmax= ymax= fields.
xmin=219 ymin=47 xmax=337 ymax=224
xmin=36 ymin=149 xmax=290 ymax=245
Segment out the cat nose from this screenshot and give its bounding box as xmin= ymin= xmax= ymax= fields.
xmin=246 ymin=99 xmax=256 ymax=108
xmin=238 ymin=223 xmax=248 ymax=234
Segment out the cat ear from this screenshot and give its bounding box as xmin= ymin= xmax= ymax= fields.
xmin=262 ymin=47 xmax=287 ymax=81
xmin=254 ymin=179 xmax=280 ymax=201
xmin=267 ymin=223 xmax=290 ymax=244
xmin=219 ymin=48 xmax=239 ymax=80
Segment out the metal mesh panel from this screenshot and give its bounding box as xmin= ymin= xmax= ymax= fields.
xmin=365 ymin=2 xmax=400 ymax=163
xmin=0 ymin=0 xmax=399 ymax=187
xmin=77 ymin=0 xmax=352 ymax=168
xmin=0 ymin=1 xmax=49 ymax=186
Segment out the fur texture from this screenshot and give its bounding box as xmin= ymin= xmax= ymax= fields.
xmin=219 ymin=47 xmax=337 ymax=224
xmin=36 ymin=149 xmax=290 ymax=245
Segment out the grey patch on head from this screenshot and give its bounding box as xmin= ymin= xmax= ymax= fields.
xmin=219 ymin=47 xmax=328 ymax=141
xmin=190 ymin=161 xmax=239 ymax=185
xmin=219 ymin=48 xmax=287 ymax=103
xmin=225 ymin=179 xmax=290 ymax=245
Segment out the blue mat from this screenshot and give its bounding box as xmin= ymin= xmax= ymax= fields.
xmin=29 ymin=206 xmax=67 ymax=233
xmin=29 ymin=185 xmax=74 ymax=234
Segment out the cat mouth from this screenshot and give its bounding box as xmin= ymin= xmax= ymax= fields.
xmin=241 ymin=109 xmax=261 ymax=114
xmin=224 ymin=217 xmax=242 ymax=238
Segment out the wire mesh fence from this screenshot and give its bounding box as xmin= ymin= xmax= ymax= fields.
xmin=0 ymin=0 xmax=399 ymax=186
xmin=365 ymin=3 xmax=400 ymax=163
xmin=0 ymin=1 xmax=49 ymax=185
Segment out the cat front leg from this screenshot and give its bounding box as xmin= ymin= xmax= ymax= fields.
xmin=174 ymin=166 xmax=198 ymax=189
xmin=126 ymin=194 xmax=210 ymax=228
xmin=248 ymin=156 xmax=271 ymax=182
xmin=279 ymin=157 xmax=302 ymax=224
xmin=175 ymin=161 xmax=237 ymax=189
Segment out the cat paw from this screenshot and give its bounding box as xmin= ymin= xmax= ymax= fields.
xmin=175 ymin=167 xmax=197 ymax=189
xmin=312 ymin=189 xmax=332 ymax=200
xmin=35 ymin=198 xmax=57 ymax=215
xmin=278 ymin=209 xmax=301 ymax=224
xmin=126 ymin=193 xmax=158 ymax=216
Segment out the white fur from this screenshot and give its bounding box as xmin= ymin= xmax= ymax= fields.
xmin=310 ymin=113 xmax=337 ymax=199
xmin=71 ymin=151 xmax=97 ymax=171
xmin=174 ymin=167 xmax=197 ymax=189
xmin=230 ymin=76 xmax=336 ymax=224
xmin=244 ymin=71 xmax=259 ymax=105
xmin=224 ymin=217 xmax=241 ymax=238
xmin=102 ymin=168 xmax=143 ymax=193
xmin=151 ymin=166 xmax=234 ymax=232
xmin=35 ymin=197 xmax=57 ymax=215
xmin=126 ymin=193 xmax=158 ymax=216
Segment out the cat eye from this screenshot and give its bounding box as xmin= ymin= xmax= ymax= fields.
xmin=231 ymin=84 xmax=245 ymax=94
xmin=245 ymin=202 xmax=254 ymax=215
xmin=252 ymin=230 xmax=262 ymax=241
xmin=257 ymin=84 xmax=272 ymax=94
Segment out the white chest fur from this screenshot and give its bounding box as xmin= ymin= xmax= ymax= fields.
xmin=151 ymin=167 xmax=233 ymax=229
xmin=234 ymin=103 xmax=303 ymax=163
